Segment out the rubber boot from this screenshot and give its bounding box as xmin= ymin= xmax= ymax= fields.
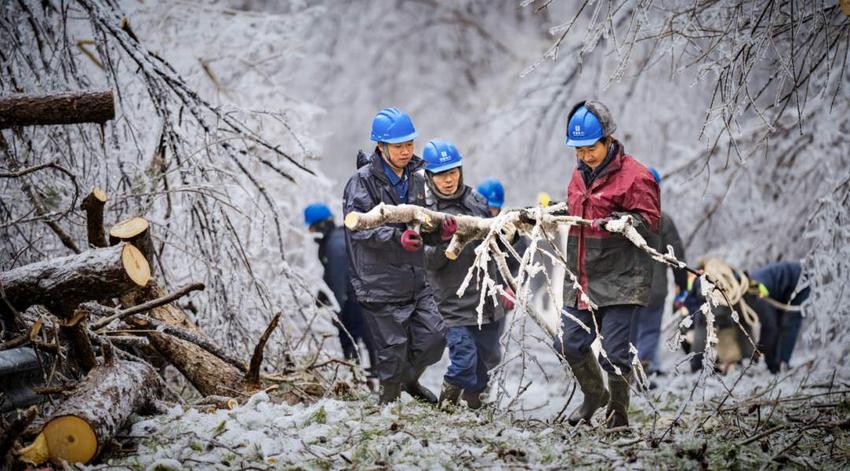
xmin=606 ymin=372 xmax=632 ymax=429
xmin=379 ymin=381 xmax=401 ymax=404
xmin=566 ymin=351 xmax=610 ymax=426
xmin=438 ymin=381 xmax=462 ymax=409
xmin=404 ymin=367 xmax=438 ymax=404
xmin=461 ymin=390 xmax=483 ymax=410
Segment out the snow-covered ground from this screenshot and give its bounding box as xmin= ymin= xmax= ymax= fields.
xmin=92 ymin=315 xmax=849 ymax=470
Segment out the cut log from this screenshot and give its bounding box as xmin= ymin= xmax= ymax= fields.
xmin=80 ymin=187 xmax=108 ymax=249
xmin=0 ymin=90 xmax=114 ymax=128
xmin=109 ymin=217 xmax=154 ymax=271
xmin=0 ymin=243 xmax=150 ymax=316
xmin=17 ymin=357 xmax=163 ymax=465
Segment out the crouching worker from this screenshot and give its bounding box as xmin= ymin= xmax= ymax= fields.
xmin=343 ymin=108 xmax=456 ymax=404
xmin=685 ymin=259 xmax=809 ymax=374
xmin=304 ymin=203 xmax=376 ymax=368
xmin=555 ymin=100 xmax=660 ymax=428
xmin=421 ymin=140 xmax=508 ymax=410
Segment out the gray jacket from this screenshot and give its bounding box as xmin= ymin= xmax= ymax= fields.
xmin=647 ymin=212 xmax=687 ymax=306
xmin=343 ymin=151 xmax=433 ymax=304
xmin=424 ymin=186 xmax=505 ymax=327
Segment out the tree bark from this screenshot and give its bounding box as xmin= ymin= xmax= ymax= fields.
xmin=120 ymin=282 xmax=246 ymax=397
xmin=58 ymin=306 xmax=97 ymax=374
xmin=17 ymin=357 xmax=163 ymax=465
xmin=0 ymin=90 xmax=114 ymax=128
xmin=0 ymin=243 xmax=151 ymax=316
xmin=80 ymin=187 xmax=108 ymax=249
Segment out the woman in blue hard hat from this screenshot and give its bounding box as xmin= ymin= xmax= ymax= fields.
xmin=554 ymin=100 xmax=660 ymax=428
xmin=420 ymin=140 xmax=510 ymax=409
xmin=342 ymin=108 xmax=457 ymax=404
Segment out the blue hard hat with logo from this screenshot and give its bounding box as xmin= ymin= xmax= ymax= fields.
xmin=423 ymin=139 xmax=463 ymax=173
xmin=304 ymin=203 xmax=332 ymax=226
xmin=648 ymin=167 xmax=661 ymax=184
xmin=566 ymin=105 xmax=604 ymax=147
xmin=476 ymin=178 xmax=505 ymax=208
xmin=370 ymin=107 xmax=417 ymax=144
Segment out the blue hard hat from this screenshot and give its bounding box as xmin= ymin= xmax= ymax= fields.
xmin=566 ymin=105 xmax=604 ymax=147
xmin=370 ymin=107 xmax=417 ymax=144
xmin=476 ymin=178 xmax=505 ymax=208
xmin=648 ymin=167 xmax=661 ymax=184
xmin=423 ymin=139 xmax=463 ymax=174
xmin=303 ymin=203 xmax=332 ymax=226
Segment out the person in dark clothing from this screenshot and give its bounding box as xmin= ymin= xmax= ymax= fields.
xmin=555 ymin=100 xmax=660 ymax=429
xmin=630 ymin=168 xmax=687 ymax=374
xmin=684 ymin=260 xmax=809 ymax=374
xmin=343 ymin=108 xmax=456 ymax=404
xmin=304 ymin=203 xmax=376 ymax=367
xmin=421 ymin=140 xmax=509 ymax=410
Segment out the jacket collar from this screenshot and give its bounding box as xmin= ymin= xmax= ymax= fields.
xmin=368 ymin=150 xmax=424 ymax=183
xmin=578 ymin=140 xmax=624 ymax=188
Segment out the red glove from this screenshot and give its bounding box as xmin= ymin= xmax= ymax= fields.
xmin=440 ymin=215 xmax=458 ymax=241
xmin=500 ymin=287 xmax=515 ymax=310
xmin=400 ymin=229 xmax=423 ymax=252
xmin=590 ymin=217 xmax=613 ymax=231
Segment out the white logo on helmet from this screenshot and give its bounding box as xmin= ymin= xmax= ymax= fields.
xmin=573 ymin=124 xmax=584 ymax=137
xmin=439 ymin=150 xmax=452 ymax=162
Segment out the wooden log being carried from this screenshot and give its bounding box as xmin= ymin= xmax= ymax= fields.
xmin=0 ymin=90 xmax=114 ymax=128
xmin=17 ymin=346 xmax=164 ymax=465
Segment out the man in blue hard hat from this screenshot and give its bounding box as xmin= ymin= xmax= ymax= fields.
xmin=553 ymin=100 xmax=660 ymax=429
xmin=343 ymin=108 xmax=457 ymax=404
xmin=629 ymin=168 xmax=687 ymax=376
xmin=421 ymin=140 xmax=509 ymax=410
xmin=476 ymin=178 xmax=505 ymax=217
xmin=304 ymin=203 xmax=376 ymax=368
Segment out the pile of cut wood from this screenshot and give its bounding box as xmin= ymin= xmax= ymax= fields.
xmin=0 ymin=90 xmax=342 ymax=468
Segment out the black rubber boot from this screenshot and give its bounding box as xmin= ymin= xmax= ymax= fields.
xmin=404 ymin=381 xmax=438 ymax=404
xmin=566 ymin=351 xmax=611 ymax=426
xmin=461 ymin=390 xmax=483 ymax=410
xmin=404 ymin=367 xmax=438 ymax=404
xmin=379 ymin=381 xmax=401 ymax=404
xmin=606 ymin=372 xmax=632 ymax=429
xmin=438 ymin=381 xmax=462 ymax=409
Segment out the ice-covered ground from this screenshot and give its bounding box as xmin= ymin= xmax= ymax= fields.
xmin=90 ymin=310 xmax=849 ymax=470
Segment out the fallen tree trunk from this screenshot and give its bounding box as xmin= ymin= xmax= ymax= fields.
xmin=0 ymin=243 xmax=151 ymax=316
xmin=20 ymin=343 xmax=165 ymax=465
xmin=0 ymin=90 xmax=114 ymax=128
xmin=120 ymin=282 xmax=245 ymax=397
xmin=17 ymin=348 xmax=163 ymax=466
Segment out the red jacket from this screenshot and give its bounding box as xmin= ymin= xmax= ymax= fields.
xmin=564 ymin=142 xmax=661 ymax=309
